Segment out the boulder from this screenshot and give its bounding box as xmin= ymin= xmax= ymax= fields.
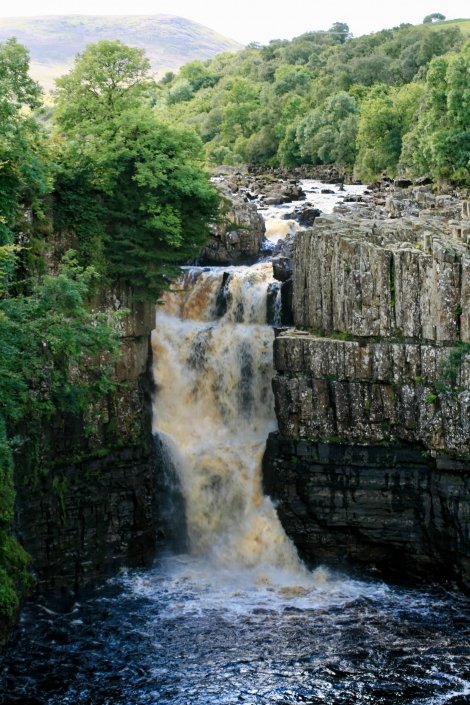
xmin=200 ymin=181 xmax=266 ymax=264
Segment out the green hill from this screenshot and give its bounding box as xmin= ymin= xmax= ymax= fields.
xmin=0 ymin=14 xmax=243 ymax=89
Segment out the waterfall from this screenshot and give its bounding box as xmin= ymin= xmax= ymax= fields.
xmin=151 ymin=262 xmax=306 ymax=580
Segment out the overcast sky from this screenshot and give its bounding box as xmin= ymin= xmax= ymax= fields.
xmin=0 ymin=0 xmax=468 ymax=44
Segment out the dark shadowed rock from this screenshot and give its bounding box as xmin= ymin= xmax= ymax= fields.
xmin=272 ymin=255 xmax=293 ymax=282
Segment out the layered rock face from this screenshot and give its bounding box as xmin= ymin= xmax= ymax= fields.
xmin=15 ymin=289 xmax=162 ymax=594
xmin=265 ymin=185 xmax=470 ymax=586
xmin=199 ymin=179 xmax=266 ymax=264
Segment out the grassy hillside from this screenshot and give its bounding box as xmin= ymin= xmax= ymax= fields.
xmin=432 ymin=18 xmax=470 ymax=35
xmin=0 ymin=14 xmax=243 ymax=89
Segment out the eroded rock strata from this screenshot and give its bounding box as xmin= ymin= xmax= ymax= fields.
xmin=199 ymin=178 xmax=266 ymax=264
xmin=265 ymin=184 xmax=470 ymax=587
xmin=15 ymin=288 xmax=162 ymax=595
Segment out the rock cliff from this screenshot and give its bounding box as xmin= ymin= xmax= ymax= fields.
xmin=265 ymin=184 xmax=470 ymax=587
xmin=15 ymin=288 xmax=162 ymax=595
xmin=199 ymin=179 xmax=266 ymax=264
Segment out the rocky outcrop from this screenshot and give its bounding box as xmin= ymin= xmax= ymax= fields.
xmin=265 ymin=184 xmax=470 ymax=588
xmin=273 ymin=333 xmax=470 ymax=455
xmin=292 ymin=213 xmax=468 ymax=343
xmin=15 ymin=287 xmax=163 ymax=595
xmin=263 ymin=181 xmax=306 ymax=205
xmin=199 ymin=179 xmax=266 ymax=264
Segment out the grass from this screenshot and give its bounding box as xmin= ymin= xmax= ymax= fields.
xmin=432 ymin=18 xmax=470 ymax=36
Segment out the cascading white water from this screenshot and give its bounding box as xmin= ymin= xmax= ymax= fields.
xmin=151 ymin=262 xmax=308 ymax=583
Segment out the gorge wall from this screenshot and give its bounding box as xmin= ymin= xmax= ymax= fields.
xmin=264 ymin=184 xmax=470 ymax=587
xmin=14 ymin=289 xmax=162 ymax=595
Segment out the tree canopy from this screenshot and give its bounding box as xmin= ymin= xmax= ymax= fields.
xmin=157 ymin=20 xmax=469 ymax=183
xmin=53 ymin=40 xmax=219 ymax=298
xmin=423 ymin=13 xmax=446 ymax=23
xmin=0 ymin=38 xmax=50 ymax=247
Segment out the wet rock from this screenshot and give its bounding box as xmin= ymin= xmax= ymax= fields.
xmin=414 ymin=175 xmax=433 ymax=186
xmin=264 ymin=434 xmax=470 ymax=587
xmin=267 ymin=281 xmax=282 ymax=326
xmin=296 ymin=205 xmax=322 ymax=227
xmin=394 ymin=177 xmax=414 ymax=188
xmin=272 ymin=255 xmax=292 ymax=283
xmin=263 ymin=181 xmax=306 ymax=205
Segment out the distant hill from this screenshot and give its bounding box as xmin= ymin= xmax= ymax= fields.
xmin=0 ymin=14 xmax=244 ymax=90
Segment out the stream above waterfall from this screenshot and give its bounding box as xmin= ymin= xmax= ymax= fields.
xmin=2 ymin=180 xmax=470 ymax=705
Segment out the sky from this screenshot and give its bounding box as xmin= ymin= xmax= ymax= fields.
xmin=0 ymin=0 xmax=468 ymax=44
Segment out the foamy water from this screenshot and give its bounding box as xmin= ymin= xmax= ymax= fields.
xmin=262 ymin=179 xmax=368 ymax=243
xmin=152 ymin=263 xmax=305 ymax=580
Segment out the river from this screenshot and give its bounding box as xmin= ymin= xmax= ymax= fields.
xmin=2 ymin=181 xmax=470 ymax=705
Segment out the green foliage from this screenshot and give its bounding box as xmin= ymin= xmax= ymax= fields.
xmin=296 ymin=91 xmax=358 ymax=166
xmin=435 ymin=342 xmax=470 ymax=394
xmin=0 ymin=38 xmax=51 ymax=247
xmin=329 ymin=23 xmax=352 ymax=44
xmin=0 ymin=246 xmax=122 ymax=622
xmin=355 ymin=91 xmax=402 ymax=180
xmin=157 ymin=19 xmax=467 ymax=182
xmin=53 ymin=41 xmax=219 ymax=299
xmin=400 ymin=40 xmax=470 ymax=183
xmin=424 ymin=13 xmax=446 ymax=24
xmin=425 ymin=390 xmax=438 ymax=404
xmin=54 ymin=40 xmax=153 ymax=133
xmin=0 ymin=534 xmax=32 ymax=620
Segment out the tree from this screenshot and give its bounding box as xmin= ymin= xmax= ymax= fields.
xmin=329 ymin=22 xmax=352 ymax=44
xmin=423 ymin=13 xmax=446 ymax=23
xmin=0 ymin=39 xmax=50 ymax=247
xmin=355 ymin=90 xmax=402 ymax=180
xmin=273 ymin=65 xmax=313 ymax=96
xmin=53 ymin=41 xmax=219 ymax=299
xmin=54 ymin=40 xmax=153 ymax=134
xmin=296 ymin=92 xmax=358 ymax=166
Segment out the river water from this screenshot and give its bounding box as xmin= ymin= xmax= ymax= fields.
xmin=2 ymin=181 xmax=470 ymax=705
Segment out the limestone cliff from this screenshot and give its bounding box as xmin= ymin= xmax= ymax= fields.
xmin=199 ymin=179 xmax=266 ymax=264
xmin=264 ymin=185 xmax=470 ymax=587
xmin=15 ymin=288 xmax=162 ymax=594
